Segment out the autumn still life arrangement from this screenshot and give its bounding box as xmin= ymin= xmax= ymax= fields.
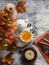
xmin=0 ymin=0 xmax=49 ymax=65
xmin=0 ymin=0 xmax=26 ymax=64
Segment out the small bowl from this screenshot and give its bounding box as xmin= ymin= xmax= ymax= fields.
xmin=20 ymin=30 xmax=32 ymax=43
xmin=21 ymin=47 xmax=37 ymax=64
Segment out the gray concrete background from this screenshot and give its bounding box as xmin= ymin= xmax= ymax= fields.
xmin=0 ymin=0 xmax=49 ymax=65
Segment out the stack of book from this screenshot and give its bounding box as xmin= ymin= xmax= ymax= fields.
xmin=34 ymin=31 xmax=49 ymax=63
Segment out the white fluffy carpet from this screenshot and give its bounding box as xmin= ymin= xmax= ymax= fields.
xmin=36 ymin=9 xmax=49 ymax=36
